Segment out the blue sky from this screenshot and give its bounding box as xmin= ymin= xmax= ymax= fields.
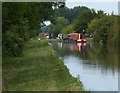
xmin=66 ymin=2 xmax=118 ymax=15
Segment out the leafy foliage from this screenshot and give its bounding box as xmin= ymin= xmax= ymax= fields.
xmin=74 ymin=9 xmax=96 ymax=33
xmin=61 ymin=24 xmax=75 ymax=34
xmin=2 ymin=2 xmax=54 ymax=56
xmin=53 ymin=6 xmax=89 ymax=23
xmin=107 ymin=16 xmax=119 ymax=45
xmin=87 ymin=16 xmax=115 ymax=43
xmin=48 ymin=17 xmax=69 ymax=37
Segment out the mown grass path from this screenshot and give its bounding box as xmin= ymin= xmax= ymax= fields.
xmin=3 ymin=40 xmax=84 ymax=91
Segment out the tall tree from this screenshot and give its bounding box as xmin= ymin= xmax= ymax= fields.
xmin=2 ymin=2 xmax=54 ymax=56
xmin=48 ymin=17 xmax=69 ymax=37
xmin=87 ymin=16 xmax=114 ymax=43
xmin=74 ymin=9 xmax=96 ymax=33
xmin=53 ymin=6 xmax=89 ymax=23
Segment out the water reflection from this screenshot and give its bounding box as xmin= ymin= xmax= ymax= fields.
xmin=69 ymin=43 xmax=86 ymax=52
xmin=51 ymin=42 xmax=118 ymax=91
xmin=52 ymin=42 xmax=118 ymax=72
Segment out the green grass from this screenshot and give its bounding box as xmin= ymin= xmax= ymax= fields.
xmin=86 ymin=37 xmax=93 ymax=40
xmin=86 ymin=37 xmax=93 ymax=43
xmin=3 ymin=40 xmax=84 ymax=91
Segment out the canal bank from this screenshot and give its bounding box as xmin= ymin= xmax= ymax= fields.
xmin=3 ymin=40 xmax=84 ymax=91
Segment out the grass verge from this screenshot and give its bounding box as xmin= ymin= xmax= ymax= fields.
xmin=3 ymin=40 xmax=84 ymax=91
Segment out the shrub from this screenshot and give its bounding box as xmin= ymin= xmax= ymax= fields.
xmin=3 ymin=31 xmax=24 ymax=56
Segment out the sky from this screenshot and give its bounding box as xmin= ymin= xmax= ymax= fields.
xmin=66 ymin=1 xmax=118 ymax=15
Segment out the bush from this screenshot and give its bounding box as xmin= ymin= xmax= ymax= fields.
xmin=3 ymin=31 xmax=24 ymax=56
xmin=87 ymin=16 xmax=114 ymax=43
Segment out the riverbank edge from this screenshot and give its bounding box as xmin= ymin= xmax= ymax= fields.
xmin=3 ymin=39 xmax=84 ymax=91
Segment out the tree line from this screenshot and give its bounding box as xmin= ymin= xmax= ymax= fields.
xmin=48 ymin=6 xmax=119 ymax=45
xmin=47 ymin=6 xmax=91 ymax=37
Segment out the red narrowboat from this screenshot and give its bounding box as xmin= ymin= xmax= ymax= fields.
xmin=69 ymin=33 xmax=86 ymax=43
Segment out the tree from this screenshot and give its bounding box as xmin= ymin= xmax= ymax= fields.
xmin=48 ymin=17 xmax=69 ymax=37
xmin=2 ymin=2 xmax=54 ymax=56
xmin=107 ymin=16 xmax=119 ymax=45
xmin=53 ymin=6 xmax=90 ymax=23
xmin=96 ymin=10 xmax=107 ymax=19
xmin=74 ymin=9 xmax=96 ymax=33
xmin=86 ymin=16 xmax=114 ymax=43
xmin=53 ymin=2 xmax=65 ymax=9
xmin=61 ymin=24 xmax=75 ymax=34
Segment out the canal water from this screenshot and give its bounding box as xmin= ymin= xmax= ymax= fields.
xmin=50 ymin=42 xmax=118 ymax=91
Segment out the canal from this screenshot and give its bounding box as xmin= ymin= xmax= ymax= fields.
xmin=50 ymin=42 xmax=118 ymax=91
